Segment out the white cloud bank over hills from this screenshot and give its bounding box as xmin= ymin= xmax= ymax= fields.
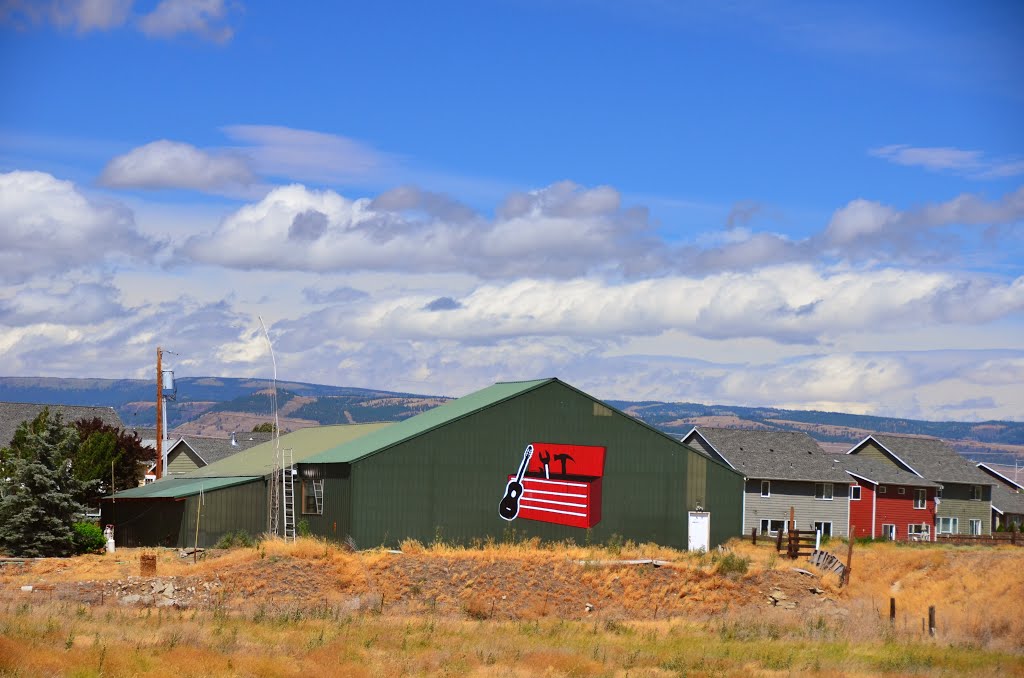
xmin=1 ymin=168 xmax=1022 ymax=421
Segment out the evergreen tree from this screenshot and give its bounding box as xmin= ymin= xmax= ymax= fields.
xmin=0 ymin=410 xmax=94 ymax=557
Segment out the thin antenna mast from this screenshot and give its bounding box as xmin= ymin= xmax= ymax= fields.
xmin=258 ymin=316 xmax=282 ymax=536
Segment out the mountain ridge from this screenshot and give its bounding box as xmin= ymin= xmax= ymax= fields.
xmin=2 ymin=376 xmax=1021 ymax=466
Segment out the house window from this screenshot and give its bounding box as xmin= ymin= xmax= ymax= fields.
xmin=937 ymin=517 xmax=958 ymax=534
xmin=759 ymin=519 xmax=787 ymax=537
xmin=814 ymin=483 xmax=833 ymax=500
xmin=760 ymin=480 xmax=770 ymax=498
xmin=850 ymin=485 xmax=861 ymax=500
xmin=878 ymin=486 xmax=887 ymax=494
xmin=969 ymin=519 xmax=982 ymax=535
xmin=970 ymin=485 xmax=983 ymax=501
xmin=881 ymin=524 xmax=896 ymax=540
xmin=897 ymin=487 xmax=905 ymax=495
xmin=301 ymin=479 xmax=324 ymax=515
xmin=936 ymin=486 xmax=942 ymax=499
xmin=908 ymin=524 xmax=930 ymax=541
xmin=813 ymin=521 xmax=832 ymax=537
xmin=913 ymin=489 xmax=926 ymax=509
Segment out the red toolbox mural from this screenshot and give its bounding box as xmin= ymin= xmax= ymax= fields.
xmin=498 ymin=442 xmax=606 ymax=528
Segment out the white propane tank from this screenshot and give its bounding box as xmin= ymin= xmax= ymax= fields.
xmin=104 ymin=525 xmax=115 ymax=554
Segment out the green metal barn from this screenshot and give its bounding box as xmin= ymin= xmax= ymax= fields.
xmin=297 ymin=379 xmax=743 ymax=550
xmin=104 ymin=379 xmax=744 ymax=550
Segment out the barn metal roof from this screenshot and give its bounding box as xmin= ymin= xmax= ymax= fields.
xmin=108 ymin=475 xmax=261 ymax=499
xmin=183 ymin=422 xmax=393 ymax=477
xmin=304 ymin=379 xmax=554 ymax=465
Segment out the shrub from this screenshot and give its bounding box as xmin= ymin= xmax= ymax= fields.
xmin=297 ymin=520 xmax=311 ymax=537
xmin=72 ymin=522 xmax=106 ymax=554
xmin=215 ymin=531 xmax=256 ymax=549
xmin=715 ymin=552 xmax=750 ymax=576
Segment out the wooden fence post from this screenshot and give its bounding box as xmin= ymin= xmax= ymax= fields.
xmin=889 ymin=598 xmax=896 ymax=627
xmin=752 ymin=527 xmax=757 ymax=545
xmin=788 ymin=506 xmax=797 ymax=559
xmin=928 ymin=606 xmax=936 ymax=637
xmin=776 ymin=527 xmax=783 ymax=552
xmin=840 ymin=530 xmax=854 ymax=587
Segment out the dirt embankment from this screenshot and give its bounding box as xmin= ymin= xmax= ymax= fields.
xmin=3 ymin=538 xmax=1022 ymax=639
xmin=0 ymin=540 xmax=846 ymax=623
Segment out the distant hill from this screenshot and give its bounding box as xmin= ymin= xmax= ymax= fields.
xmin=2 ymin=376 xmax=1021 ymax=466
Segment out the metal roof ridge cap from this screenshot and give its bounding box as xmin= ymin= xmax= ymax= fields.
xmin=306 ymin=379 xmax=556 ymax=465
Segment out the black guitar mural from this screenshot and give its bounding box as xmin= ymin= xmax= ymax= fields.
xmin=498 ymin=444 xmax=534 ymax=521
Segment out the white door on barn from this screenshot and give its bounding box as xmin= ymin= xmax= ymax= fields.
xmin=688 ymin=511 xmax=711 ymax=552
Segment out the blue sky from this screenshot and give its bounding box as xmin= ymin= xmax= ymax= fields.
xmin=1 ymin=0 xmax=1022 ymax=420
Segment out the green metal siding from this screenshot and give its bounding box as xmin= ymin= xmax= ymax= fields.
xmin=180 ymin=479 xmax=267 ymax=549
xmin=298 ymin=469 xmax=353 ymax=542
xmin=939 ymin=483 xmax=992 ymax=534
xmin=704 ymin=455 xmax=743 ymax=547
xmin=341 ymin=381 xmax=742 ymax=549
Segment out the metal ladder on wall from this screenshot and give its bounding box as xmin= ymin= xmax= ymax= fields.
xmin=313 ymin=478 xmax=324 ymax=515
xmin=282 ymin=448 xmax=296 ymax=541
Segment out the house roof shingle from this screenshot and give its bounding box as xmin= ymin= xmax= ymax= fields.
xmin=856 ymin=434 xmax=995 ymax=486
xmin=686 ymin=427 xmax=851 ymax=483
xmin=839 ymin=454 xmax=940 ymax=488
xmin=991 ymin=483 xmax=1024 ymax=516
xmin=977 ymin=463 xmax=1024 ymax=515
xmin=0 ymin=401 xmax=124 ymax=448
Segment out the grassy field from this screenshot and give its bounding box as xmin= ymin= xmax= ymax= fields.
xmin=1 ymin=537 xmax=1022 ymax=677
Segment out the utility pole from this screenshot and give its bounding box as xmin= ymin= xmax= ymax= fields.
xmin=156 ymin=346 xmax=163 ymax=480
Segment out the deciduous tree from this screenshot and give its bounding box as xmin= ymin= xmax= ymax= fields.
xmin=72 ymin=418 xmax=149 ymax=504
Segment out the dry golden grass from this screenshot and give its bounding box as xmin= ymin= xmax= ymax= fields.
xmin=1 ymin=537 xmax=1023 ymax=676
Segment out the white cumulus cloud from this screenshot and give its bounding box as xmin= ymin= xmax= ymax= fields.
xmin=180 ymin=181 xmax=664 ymax=278
xmin=100 ymin=139 xmax=254 ymax=191
xmin=0 ymin=170 xmax=156 ymax=283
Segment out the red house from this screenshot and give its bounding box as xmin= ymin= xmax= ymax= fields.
xmin=843 ymin=456 xmax=939 ymax=541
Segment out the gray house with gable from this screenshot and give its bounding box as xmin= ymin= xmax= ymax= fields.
xmin=976 ymin=463 xmax=1024 ymax=530
xmin=847 ymin=434 xmax=995 ymax=536
xmin=682 ymin=427 xmax=852 ymax=538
